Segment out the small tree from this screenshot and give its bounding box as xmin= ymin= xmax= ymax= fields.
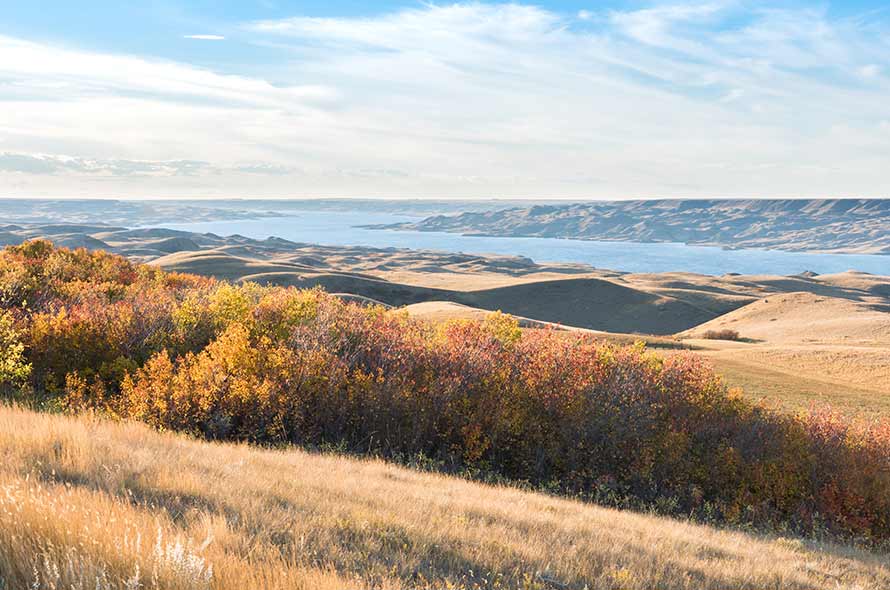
xmin=0 ymin=310 xmax=31 ymax=395
xmin=483 ymin=311 xmax=522 ymax=345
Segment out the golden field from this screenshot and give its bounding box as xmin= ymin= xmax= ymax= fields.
xmin=2 ymin=405 xmax=889 ymax=590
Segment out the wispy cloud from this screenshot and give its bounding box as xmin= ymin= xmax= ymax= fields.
xmin=183 ymin=34 xmax=226 ymax=40
xmin=0 ymin=153 xmax=212 ymax=176
xmin=607 ymin=2 xmax=723 ymax=50
xmin=0 ymin=35 xmax=338 ymax=108
xmin=1 ymin=3 xmax=889 ymax=198
xmin=0 ymin=153 xmax=306 ymax=178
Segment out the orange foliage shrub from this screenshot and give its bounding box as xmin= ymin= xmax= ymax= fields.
xmin=2 ymin=241 xmax=889 ymax=545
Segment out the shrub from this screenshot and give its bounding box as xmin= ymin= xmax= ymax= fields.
xmin=0 ymin=310 xmax=31 ymax=394
xmin=2 ymin=241 xmax=889 ymax=546
xmin=701 ymin=329 xmax=741 ymax=341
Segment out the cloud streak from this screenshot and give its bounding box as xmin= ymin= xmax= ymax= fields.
xmin=1 ymin=3 xmax=889 ymax=198
xmin=0 ymin=153 xmax=211 ymax=176
xmin=0 ymin=153 xmax=303 ymax=177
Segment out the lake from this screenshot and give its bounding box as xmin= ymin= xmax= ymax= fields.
xmin=159 ymin=211 xmax=890 ymax=276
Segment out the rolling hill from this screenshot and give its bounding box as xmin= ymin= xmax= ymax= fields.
xmin=2 ymin=223 xmax=888 ymax=338
xmin=681 ymin=291 xmax=890 ymax=417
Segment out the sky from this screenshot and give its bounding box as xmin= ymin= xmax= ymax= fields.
xmin=1 ymin=1 xmax=889 ymax=199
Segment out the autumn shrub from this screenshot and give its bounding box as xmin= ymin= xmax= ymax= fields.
xmin=0 ymin=310 xmax=31 ymax=395
xmin=2 ymin=241 xmax=889 ymax=546
xmin=1 ymin=240 xmax=215 ymax=395
xmin=702 ymin=329 xmax=742 ymax=341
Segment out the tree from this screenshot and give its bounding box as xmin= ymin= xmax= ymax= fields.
xmin=0 ymin=310 xmax=31 ymax=394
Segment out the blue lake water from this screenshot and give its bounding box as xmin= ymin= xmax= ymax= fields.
xmin=159 ymin=211 xmax=890 ymax=276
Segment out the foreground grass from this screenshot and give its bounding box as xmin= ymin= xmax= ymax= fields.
xmin=1 ymin=406 xmax=888 ymax=590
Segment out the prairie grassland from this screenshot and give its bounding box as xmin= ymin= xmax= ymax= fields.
xmin=1 ymin=405 xmax=889 ymax=590
xmin=704 ymin=351 xmax=890 ymax=419
xmin=679 ymin=291 xmax=890 ymax=418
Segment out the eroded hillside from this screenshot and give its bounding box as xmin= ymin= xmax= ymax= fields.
xmin=369 ymin=199 xmax=890 ymax=254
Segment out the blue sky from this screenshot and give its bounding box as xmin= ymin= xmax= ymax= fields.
xmin=1 ymin=1 xmax=889 ymax=198
xmin=5 ymin=1 xmax=885 ymax=70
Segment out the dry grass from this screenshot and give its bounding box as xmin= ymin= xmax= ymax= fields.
xmin=402 ymin=301 xmax=693 ymax=349
xmin=697 ymin=348 xmax=890 ymax=419
xmin=678 ymin=291 xmax=890 ymax=419
xmin=1 ymin=406 xmax=889 ymax=589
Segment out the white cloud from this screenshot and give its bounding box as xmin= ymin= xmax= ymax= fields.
xmin=0 ymin=35 xmax=338 ymax=109
xmin=719 ymin=88 xmax=745 ymax=102
xmin=0 ymin=152 xmax=306 ymax=178
xmin=0 ymin=153 xmax=211 ymax=176
xmin=858 ymin=64 xmax=882 ymax=78
xmin=1 ymin=3 xmax=890 ymax=198
xmin=577 ymin=10 xmax=593 ymax=21
xmin=232 ymin=162 xmax=295 ymax=175
xmin=184 ymin=34 xmax=226 ymax=40
xmin=608 ymin=2 xmax=725 ymax=47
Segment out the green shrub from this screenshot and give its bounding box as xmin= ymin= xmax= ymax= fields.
xmin=0 ymin=310 xmax=30 ymax=393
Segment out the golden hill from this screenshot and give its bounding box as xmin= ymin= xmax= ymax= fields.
xmin=681 ymin=293 xmax=890 ymax=417
xmin=2 ymin=405 xmax=889 ymax=590
xmin=680 ymin=291 xmax=890 ymax=346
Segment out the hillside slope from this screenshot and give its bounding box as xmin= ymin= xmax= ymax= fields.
xmin=681 ymin=292 xmax=890 ymax=345
xmin=681 ymin=292 xmax=890 ymax=417
xmin=2 ymin=406 xmax=888 ymax=590
xmin=368 ymin=198 xmax=890 ymax=254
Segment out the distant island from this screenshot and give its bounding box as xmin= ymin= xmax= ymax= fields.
xmin=366 ymin=198 xmax=890 ymax=255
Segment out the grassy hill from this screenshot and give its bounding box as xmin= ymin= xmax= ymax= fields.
xmin=677 ymin=291 xmax=890 ymax=418
xmin=3 ymin=405 xmax=889 ymax=590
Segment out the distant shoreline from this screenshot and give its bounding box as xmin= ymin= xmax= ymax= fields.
xmin=364 ymin=198 xmax=890 ymax=257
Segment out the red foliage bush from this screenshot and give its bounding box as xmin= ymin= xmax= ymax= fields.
xmin=2 ymin=241 xmax=889 ymax=545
